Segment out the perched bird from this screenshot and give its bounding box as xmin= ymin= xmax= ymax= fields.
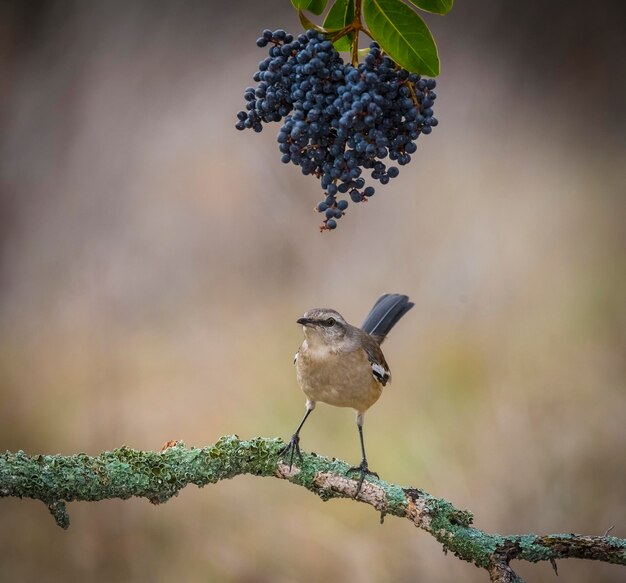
xmin=281 ymin=293 xmax=414 ymax=496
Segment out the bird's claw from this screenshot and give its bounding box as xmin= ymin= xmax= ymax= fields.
xmin=347 ymin=460 xmax=379 ymax=497
xmin=279 ymin=433 xmax=303 ymax=470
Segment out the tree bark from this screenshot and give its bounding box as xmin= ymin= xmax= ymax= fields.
xmin=1 ymin=436 xmax=624 ymax=581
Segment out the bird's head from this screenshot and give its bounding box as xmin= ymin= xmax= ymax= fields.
xmin=297 ymin=308 xmax=348 ymax=346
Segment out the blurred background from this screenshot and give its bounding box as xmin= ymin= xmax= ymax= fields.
xmin=0 ymin=1 xmax=625 ymax=581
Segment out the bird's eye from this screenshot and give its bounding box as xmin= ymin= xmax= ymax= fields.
xmin=324 ymin=317 xmax=336 ymax=327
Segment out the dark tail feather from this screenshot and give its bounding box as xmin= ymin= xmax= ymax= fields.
xmin=360 ymin=293 xmax=414 ymax=343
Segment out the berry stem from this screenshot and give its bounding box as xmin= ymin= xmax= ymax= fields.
xmin=350 ymin=0 xmax=364 ymax=67
xmin=406 ymin=79 xmax=420 ymax=109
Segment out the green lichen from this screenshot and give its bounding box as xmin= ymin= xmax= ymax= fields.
xmin=47 ymin=500 xmax=70 ymax=529
xmin=426 ymin=508 xmax=501 ymax=567
xmin=1 ymin=435 xmax=625 ymax=577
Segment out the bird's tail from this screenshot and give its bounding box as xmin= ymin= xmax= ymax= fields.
xmin=360 ymin=293 xmax=414 ymax=343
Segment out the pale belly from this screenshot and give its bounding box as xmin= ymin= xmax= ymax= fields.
xmin=296 ymin=346 xmax=383 ymax=411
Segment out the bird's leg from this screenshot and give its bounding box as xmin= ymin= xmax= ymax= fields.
xmin=280 ymin=402 xmax=315 ymax=469
xmin=347 ymin=412 xmax=379 ymax=497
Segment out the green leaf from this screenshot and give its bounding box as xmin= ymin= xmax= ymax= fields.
xmin=332 ymin=33 xmax=354 ymax=53
xmin=408 ymin=0 xmax=453 ymax=15
xmin=324 ymin=0 xmax=354 ymax=28
xmin=291 ymin=0 xmax=329 ymax=16
xmin=363 ymin=0 xmax=439 ymax=76
xmin=308 ymin=0 xmax=329 ymax=15
xmin=299 ymin=10 xmax=328 ymax=33
xmin=323 ymin=0 xmax=355 ymax=52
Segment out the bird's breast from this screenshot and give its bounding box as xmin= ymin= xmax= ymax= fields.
xmin=296 ymin=343 xmax=383 ymax=411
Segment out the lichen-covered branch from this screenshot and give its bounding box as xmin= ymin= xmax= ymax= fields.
xmin=1 ymin=436 xmax=624 ymax=581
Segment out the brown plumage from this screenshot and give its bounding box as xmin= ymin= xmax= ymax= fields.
xmin=282 ymin=294 xmax=414 ymax=496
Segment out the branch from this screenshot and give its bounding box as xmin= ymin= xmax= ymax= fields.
xmin=1 ymin=436 xmax=624 ymax=581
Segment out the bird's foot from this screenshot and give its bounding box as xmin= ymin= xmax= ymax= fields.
xmin=347 ymin=460 xmax=379 ymax=497
xmin=279 ymin=433 xmax=303 ymax=470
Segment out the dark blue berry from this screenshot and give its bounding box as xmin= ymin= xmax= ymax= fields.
xmin=350 ymin=190 xmax=362 ymax=203
xmin=237 ymin=30 xmax=439 ymax=230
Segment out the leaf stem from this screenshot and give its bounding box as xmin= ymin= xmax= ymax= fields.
xmin=350 ymin=0 xmax=363 ymax=66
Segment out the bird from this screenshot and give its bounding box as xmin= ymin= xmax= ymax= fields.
xmin=281 ymin=293 xmax=414 ymax=496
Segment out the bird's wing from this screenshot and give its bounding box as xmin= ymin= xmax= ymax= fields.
xmin=360 ymin=339 xmax=391 ymax=386
xmin=370 ymin=359 xmax=391 ymax=385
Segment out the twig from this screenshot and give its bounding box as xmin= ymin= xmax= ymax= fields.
xmin=1 ymin=436 xmax=624 ymax=581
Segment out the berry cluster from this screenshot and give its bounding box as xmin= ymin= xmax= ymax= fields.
xmin=236 ymin=29 xmax=438 ymax=230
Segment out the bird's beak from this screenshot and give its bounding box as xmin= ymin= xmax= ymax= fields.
xmin=297 ymin=317 xmax=315 ymax=327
